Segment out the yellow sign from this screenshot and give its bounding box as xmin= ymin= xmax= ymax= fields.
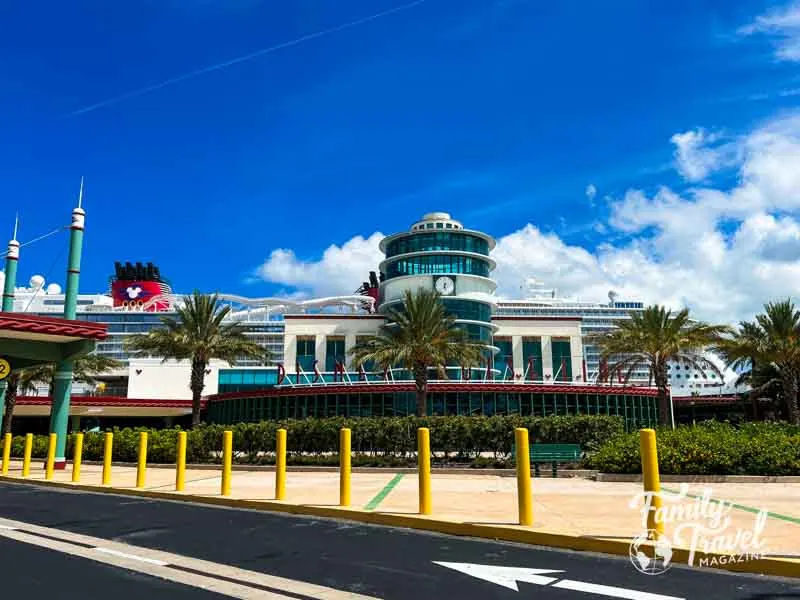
xmin=0 ymin=358 xmax=10 ymax=381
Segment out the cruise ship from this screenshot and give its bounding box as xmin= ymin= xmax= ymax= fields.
xmin=4 ymin=267 xmax=743 ymax=401
xmin=495 ymin=280 xmax=746 ymax=398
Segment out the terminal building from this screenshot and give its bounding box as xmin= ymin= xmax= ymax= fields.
xmin=2 ymin=212 xmax=747 ymax=430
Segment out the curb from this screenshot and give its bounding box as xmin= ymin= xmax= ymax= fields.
xmin=1 ymin=475 xmax=796 ymax=579
xmin=69 ymin=461 xmax=598 ymax=478
xmin=596 ymin=473 xmax=800 ymax=483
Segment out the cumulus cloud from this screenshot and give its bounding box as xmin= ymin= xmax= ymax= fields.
xmin=740 ymin=0 xmax=800 ymax=61
xmin=256 ymin=232 xmax=385 ymax=298
xmin=254 ymin=111 xmax=800 ymax=325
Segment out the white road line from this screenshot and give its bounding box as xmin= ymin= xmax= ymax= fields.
xmin=552 ymin=579 xmax=686 ymax=600
xmin=95 ymin=547 xmax=169 ymax=566
xmin=0 ymin=515 xmax=381 ymax=600
xmin=0 ymin=527 xmax=296 ymax=599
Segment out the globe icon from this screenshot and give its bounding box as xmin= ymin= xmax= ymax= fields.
xmin=629 ymin=533 xmax=673 ymax=575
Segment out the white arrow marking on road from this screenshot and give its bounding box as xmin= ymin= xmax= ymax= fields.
xmin=432 ymin=562 xmax=563 ymax=591
xmin=433 ymin=562 xmax=686 ymax=600
xmin=552 ymin=579 xmax=685 ymax=600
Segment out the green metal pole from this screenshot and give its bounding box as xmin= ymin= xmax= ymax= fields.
xmin=1 ymin=239 xmax=19 ymax=312
xmin=49 ymin=205 xmax=85 ymax=468
xmin=0 ymin=237 xmax=20 ymax=430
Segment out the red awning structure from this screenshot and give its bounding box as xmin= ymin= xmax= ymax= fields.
xmin=0 ymin=313 xmax=108 ymax=370
xmin=13 ymin=395 xmax=199 ymax=417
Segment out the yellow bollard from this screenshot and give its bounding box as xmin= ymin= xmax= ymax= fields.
xmin=72 ymin=433 xmax=84 ymax=483
xmin=639 ymin=428 xmax=664 ymax=539
xmin=417 ymin=427 xmax=431 ymax=515
xmin=275 ymin=428 xmax=287 ymax=500
xmin=514 ymin=428 xmax=533 ymax=526
xmin=22 ymin=433 xmax=32 ymax=477
xmin=102 ymin=432 xmax=113 ymax=485
xmin=45 ymin=433 xmax=57 ymax=480
xmin=221 ymin=430 xmax=232 ymax=496
xmin=175 ymin=431 xmax=187 ymax=492
xmin=1 ymin=433 xmax=11 ymax=475
xmin=136 ymin=431 xmax=148 ymax=488
xmin=339 ymin=428 xmax=351 ymax=506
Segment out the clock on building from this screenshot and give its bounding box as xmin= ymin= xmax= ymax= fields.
xmin=434 ymin=275 xmax=456 ymax=296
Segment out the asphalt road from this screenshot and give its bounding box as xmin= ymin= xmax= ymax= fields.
xmin=0 ymin=535 xmax=228 ymax=599
xmin=0 ymin=481 xmax=797 ymax=600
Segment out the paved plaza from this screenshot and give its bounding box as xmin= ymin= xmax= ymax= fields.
xmin=3 ymin=459 xmax=798 ymax=561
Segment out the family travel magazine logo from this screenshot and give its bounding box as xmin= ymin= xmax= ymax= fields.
xmin=628 ymin=484 xmax=769 ymax=574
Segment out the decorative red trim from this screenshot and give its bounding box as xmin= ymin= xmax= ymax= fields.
xmin=208 ymin=382 xmax=659 ymax=402
xmin=0 ymin=313 xmax=108 ymax=340
xmin=16 ymin=395 xmax=203 ymax=409
xmin=492 ymin=316 xmax=582 ymax=322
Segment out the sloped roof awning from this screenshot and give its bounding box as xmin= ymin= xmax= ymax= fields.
xmin=0 ymin=313 xmax=108 ymax=370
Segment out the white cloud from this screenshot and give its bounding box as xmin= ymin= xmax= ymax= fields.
xmin=255 ymin=232 xmax=385 ymax=297
xmin=740 ymin=1 xmax=800 ymax=61
xmin=585 ymin=183 xmax=597 ymax=203
xmin=254 ymin=111 xmax=800 ymax=325
xmin=670 ymin=128 xmax=739 ymax=182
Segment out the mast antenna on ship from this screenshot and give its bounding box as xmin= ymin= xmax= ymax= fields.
xmin=12 ymin=212 xmax=19 ymax=240
xmin=77 ymin=176 xmax=84 ymax=208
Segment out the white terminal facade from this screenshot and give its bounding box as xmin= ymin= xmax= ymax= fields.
xmin=0 ymin=212 xmax=745 ymax=419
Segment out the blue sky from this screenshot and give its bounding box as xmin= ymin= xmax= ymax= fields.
xmin=2 ymin=0 xmax=800 ymax=319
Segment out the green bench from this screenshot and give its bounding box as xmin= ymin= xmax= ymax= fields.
xmin=510 ymin=443 xmax=582 ymax=477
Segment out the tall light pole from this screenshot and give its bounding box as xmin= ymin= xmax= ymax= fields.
xmin=49 ymin=180 xmax=85 ymax=468
xmin=0 ymin=217 xmax=20 ymax=429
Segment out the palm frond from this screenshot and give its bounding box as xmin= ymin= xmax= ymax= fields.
xmin=125 ymin=291 xmax=269 ymax=367
xmin=349 ymin=288 xmax=482 ymax=375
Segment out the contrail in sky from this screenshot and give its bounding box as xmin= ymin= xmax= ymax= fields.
xmin=67 ymin=0 xmax=426 ymax=117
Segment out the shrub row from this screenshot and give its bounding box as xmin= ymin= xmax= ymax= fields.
xmin=585 ymin=421 xmax=800 ymax=475
xmin=5 ymin=415 xmax=623 ymax=464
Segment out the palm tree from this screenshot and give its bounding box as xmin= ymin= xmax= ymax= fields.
xmin=125 ymin=291 xmax=269 ymax=427
xmin=587 ymin=305 xmax=730 ymax=426
xmin=349 ymin=288 xmax=482 ymax=417
xmin=714 ymin=299 xmax=800 ymax=424
xmin=1 ymin=353 xmax=122 ymax=435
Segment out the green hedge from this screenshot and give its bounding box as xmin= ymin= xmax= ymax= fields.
xmin=585 ymin=421 xmax=800 ymax=475
xmin=5 ymin=415 xmax=622 ymax=465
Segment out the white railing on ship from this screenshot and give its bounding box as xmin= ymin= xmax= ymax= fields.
xmin=276 ymin=379 xmax=656 ymax=389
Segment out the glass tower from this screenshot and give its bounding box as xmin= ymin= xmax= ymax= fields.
xmin=378 ymin=212 xmax=498 ymax=370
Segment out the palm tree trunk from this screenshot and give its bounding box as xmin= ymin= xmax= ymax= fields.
xmin=2 ymin=372 xmax=19 ymax=435
xmin=413 ymin=363 xmax=428 ymax=417
xmin=654 ymin=365 xmax=670 ymax=426
xmin=189 ymin=358 xmax=207 ymax=428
